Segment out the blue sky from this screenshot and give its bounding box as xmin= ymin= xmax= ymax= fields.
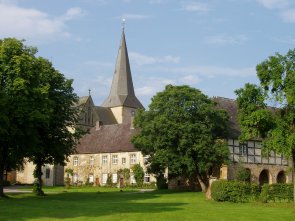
xmin=1 ymin=0 xmax=295 ymax=107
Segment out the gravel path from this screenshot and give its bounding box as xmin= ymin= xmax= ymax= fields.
xmin=3 ymin=186 xmax=32 ymax=193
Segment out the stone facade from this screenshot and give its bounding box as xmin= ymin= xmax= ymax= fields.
xmin=15 ymin=161 xmax=64 ymax=186
xmin=66 ymin=151 xmax=156 ymax=186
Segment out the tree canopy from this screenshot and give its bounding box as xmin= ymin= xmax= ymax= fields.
xmin=0 ymin=38 xmax=81 ymax=196
xmin=132 ymin=85 xmax=229 ymax=191
xmin=235 ymin=49 xmax=295 ymax=157
xmin=235 ymin=48 xmax=295 ymax=204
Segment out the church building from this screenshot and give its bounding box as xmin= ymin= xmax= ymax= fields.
xmin=65 ymin=29 xmax=155 ymax=186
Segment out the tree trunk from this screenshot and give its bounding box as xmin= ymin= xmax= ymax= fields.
xmin=34 ymin=162 xmax=45 ymax=196
xmin=0 ymin=162 xmax=6 ymax=198
xmin=196 ymin=173 xmax=208 ymax=192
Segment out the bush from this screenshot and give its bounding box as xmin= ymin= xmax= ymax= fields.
xmin=211 ymin=180 xmax=258 ymax=203
xmin=260 ymin=184 xmax=293 ymax=203
xmin=131 ymin=164 xmax=144 ymax=187
xmin=105 ymin=174 xmax=115 ymax=187
xmin=117 ymin=168 xmax=130 ymax=186
xmin=234 ymin=166 xmax=251 ymax=182
xmin=64 ymin=177 xmax=71 ymax=189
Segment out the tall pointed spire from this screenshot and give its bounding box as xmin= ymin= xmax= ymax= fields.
xmin=102 ymin=27 xmax=143 ymax=109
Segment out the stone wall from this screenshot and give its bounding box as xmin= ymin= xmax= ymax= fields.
xmin=66 ymin=151 xmax=156 ymax=186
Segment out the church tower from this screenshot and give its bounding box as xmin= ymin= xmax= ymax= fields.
xmin=102 ymin=28 xmax=143 ymax=124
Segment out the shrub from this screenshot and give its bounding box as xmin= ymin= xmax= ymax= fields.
xmin=85 ymin=178 xmax=94 ymax=186
xmin=260 ymin=184 xmax=293 ymax=203
xmin=117 ymin=168 xmax=130 ymax=186
xmin=211 ymin=180 xmax=257 ymax=203
xmin=106 ymin=174 xmax=115 ymax=187
xmin=131 ymin=164 xmax=144 ymax=187
xmin=64 ymin=177 xmax=71 ymax=189
xmin=141 ymin=182 xmax=156 ymax=189
xmin=234 ymin=166 xmax=251 ymax=182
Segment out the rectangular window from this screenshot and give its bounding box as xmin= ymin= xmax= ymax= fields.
xmin=45 ymin=168 xmax=50 ymax=179
xmin=130 ymin=154 xmax=136 ymax=164
xmin=90 ymin=156 xmax=94 ymax=166
xmin=88 ymin=174 xmax=94 ymax=183
xmin=73 ymin=157 xmax=78 ymax=166
xmin=112 ymin=155 xmax=118 ymax=164
xmin=102 ymin=173 xmax=108 ymax=184
xmin=112 ymin=173 xmax=118 ymax=183
xmin=122 ymin=157 xmax=126 ymax=164
xmin=102 ymin=155 xmax=108 ymax=165
xmin=144 ymin=173 xmax=150 ymax=183
xmin=239 ymin=143 xmax=248 ymax=156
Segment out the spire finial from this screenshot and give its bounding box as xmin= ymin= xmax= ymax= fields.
xmin=88 ymin=88 xmax=91 ymax=96
xmin=122 ymin=18 xmax=126 ymax=31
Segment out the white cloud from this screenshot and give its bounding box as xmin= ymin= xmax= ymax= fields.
xmin=61 ymin=7 xmax=86 ymax=21
xmin=135 ymin=77 xmax=177 ymax=96
xmin=185 ymin=66 xmax=255 ymax=77
xmin=280 ymin=8 xmax=295 ymax=22
xmin=180 ymin=75 xmax=201 ymax=84
xmin=118 ymin=13 xmax=150 ymax=20
xmin=0 ymin=2 xmax=85 ymax=40
xmin=272 ymin=36 xmax=295 ymax=44
xmin=256 ymin=0 xmax=289 ymax=9
xmin=182 ymin=2 xmax=209 ymax=12
xmin=256 ymin=0 xmax=295 ymax=23
xmin=136 ymin=86 xmax=156 ymax=96
xmin=152 ymin=65 xmax=255 ymax=77
xmin=148 ymin=0 xmax=166 ymax=4
xmin=205 ymin=34 xmax=248 ymax=45
xmin=84 ymin=60 xmax=113 ymax=67
xmin=129 ymin=52 xmax=180 ymax=66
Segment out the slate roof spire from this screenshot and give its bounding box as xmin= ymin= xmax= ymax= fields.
xmin=102 ymin=27 xmax=143 ymax=109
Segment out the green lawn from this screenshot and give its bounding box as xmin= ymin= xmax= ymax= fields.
xmin=0 ymin=186 xmax=295 ymax=221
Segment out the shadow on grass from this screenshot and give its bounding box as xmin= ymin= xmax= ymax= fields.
xmin=0 ymin=190 xmax=187 ymax=220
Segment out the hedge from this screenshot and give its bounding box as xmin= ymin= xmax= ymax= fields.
xmin=211 ymin=180 xmax=293 ymax=203
xmin=211 ymin=180 xmax=259 ymax=202
xmin=260 ymin=184 xmax=293 ymax=203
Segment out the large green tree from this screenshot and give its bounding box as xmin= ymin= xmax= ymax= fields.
xmin=132 ymin=85 xmax=229 ymax=192
xmin=235 ymin=49 xmax=295 ymax=204
xmin=0 ymin=38 xmax=81 ymax=197
xmin=27 ymin=58 xmax=82 ymax=196
xmin=0 ymin=38 xmax=49 ymax=197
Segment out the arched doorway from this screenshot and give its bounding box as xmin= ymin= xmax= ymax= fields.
xmin=259 ymin=169 xmax=269 ymax=185
xmin=277 ymin=171 xmax=286 ymax=183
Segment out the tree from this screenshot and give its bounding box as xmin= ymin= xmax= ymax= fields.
xmin=132 ymin=85 xmax=229 ymax=192
xmin=26 ymin=56 xmax=82 ymax=196
xmin=0 ymin=38 xmax=51 ymax=197
xmin=0 ymin=38 xmax=81 ymax=197
xmin=131 ymin=164 xmax=144 ymax=187
xmin=235 ymin=48 xmax=295 ymax=205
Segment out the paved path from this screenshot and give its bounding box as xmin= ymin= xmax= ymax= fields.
xmin=4 ymin=186 xmax=32 ymax=193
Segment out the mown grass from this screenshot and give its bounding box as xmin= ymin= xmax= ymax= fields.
xmin=0 ymin=186 xmax=295 ymax=221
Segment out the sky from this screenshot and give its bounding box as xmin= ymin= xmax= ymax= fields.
xmin=1 ymin=0 xmax=295 ymax=108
